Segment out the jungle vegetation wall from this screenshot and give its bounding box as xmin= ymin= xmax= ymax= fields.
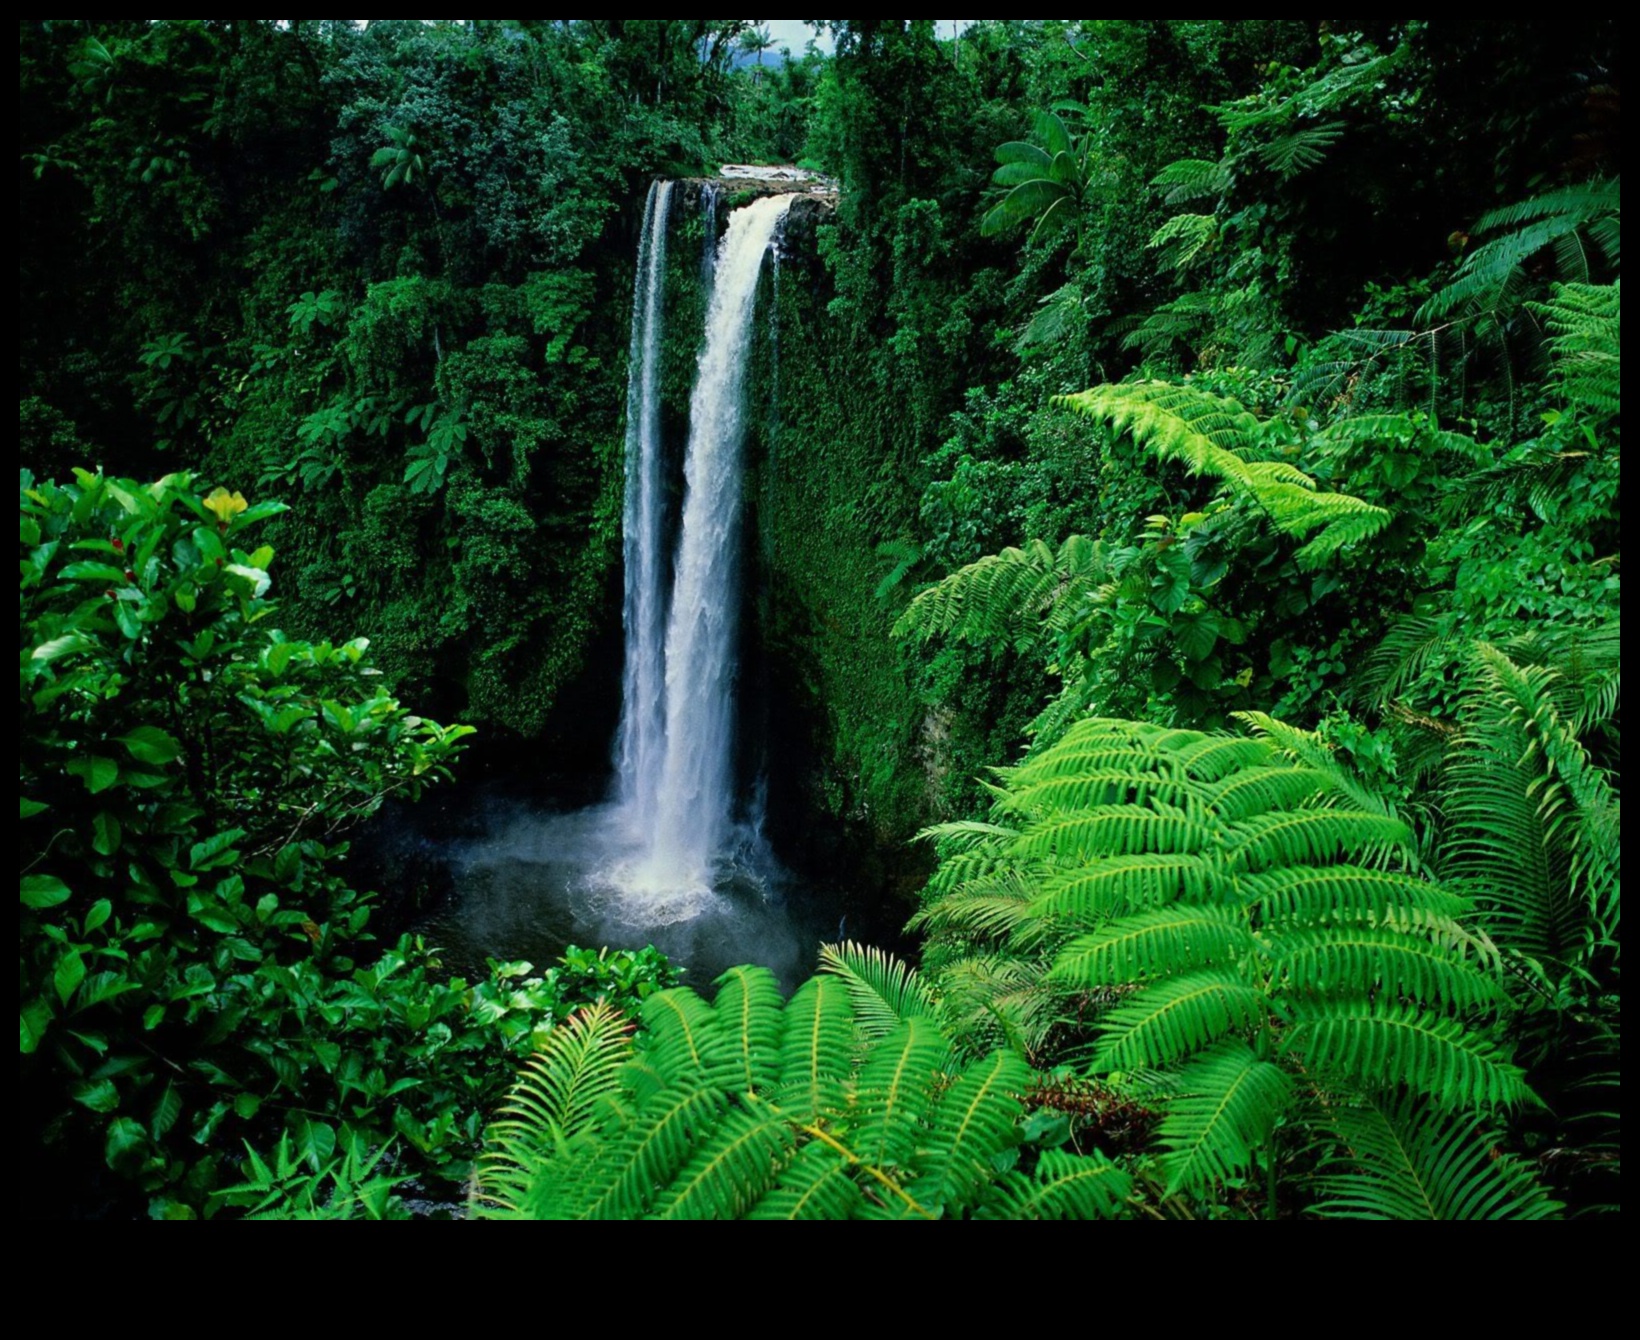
xmin=20 ymin=18 xmax=1620 ymax=827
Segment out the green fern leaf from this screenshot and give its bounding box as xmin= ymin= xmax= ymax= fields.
xmin=776 ymin=976 xmax=855 ymax=1122
xmin=1159 ymin=1039 xmax=1295 ymax=1194
xmin=1285 ymin=1002 xmax=1531 ymax=1109
xmin=1030 ymin=854 xmax=1221 ymax=921
xmin=852 ymin=1018 xmax=952 ymax=1167
xmin=1314 ymin=1097 xmax=1562 ymax=1219
xmin=977 ymin=1149 xmax=1133 ymax=1220
xmin=1052 ymin=906 xmax=1255 ymax=986
xmin=746 ymin=1143 xmax=863 ymax=1221
xmin=914 ymin=1050 xmax=1032 ymax=1209
xmin=712 ymin=965 xmax=784 ymax=1095
xmin=818 ymin=941 xmax=936 ymax=1040
xmin=1093 ymin=970 xmax=1267 ymax=1071
xmin=650 ymin=1101 xmax=794 ymax=1221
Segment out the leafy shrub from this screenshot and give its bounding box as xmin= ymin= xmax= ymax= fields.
xmin=18 ymin=470 xmax=674 ymax=1217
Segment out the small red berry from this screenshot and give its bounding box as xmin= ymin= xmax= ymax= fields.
xmin=112 ymin=538 xmax=126 ymax=553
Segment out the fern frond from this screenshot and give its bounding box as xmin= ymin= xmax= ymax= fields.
xmin=1314 ymin=1096 xmax=1562 ymax=1219
xmin=1532 ymin=280 xmax=1620 ymax=415
xmin=776 ymin=976 xmax=856 ymax=1122
xmin=1159 ymin=1040 xmax=1295 ymax=1194
xmin=1235 ymin=712 xmax=1403 ymax=817
xmin=1030 ymin=854 xmax=1220 ymax=921
xmin=1285 ymin=1002 xmax=1531 ymax=1109
xmin=1270 ymin=927 xmax=1504 ymax=1008
xmin=1149 ymin=157 xmax=1231 ymax=206
xmin=650 ymin=1100 xmax=794 ymax=1221
xmin=1256 ymin=120 xmax=1346 ymax=178
xmin=1014 ymin=807 xmax=1213 ymax=861
xmin=1244 ymin=865 xmax=1466 ymax=924
xmin=1058 ymin=383 xmax=1390 ymax=564
xmin=976 ymin=1150 xmax=1133 ymax=1220
xmin=852 ymin=1018 xmax=953 ymax=1167
xmin=1228 ymin=809 xmax=1412 ymax=871
xmin=472 ymin=1003 xmax=634 ymax=1214
xmin=1420 ymin=177 xmax=1619 ymax=323
xmin=894 ymin=536 xmax=1103 ymax=653
xmin=640 ymin=987 xmax=728 ymax=1086
xmin=914 ymin=1051 xmax=1033 ymax=1210
xmin=745 ymin=1143 xmax=863 ymax=1221
xmin=712 ymin=966 xmax=784 ymax=1095
xmin=909 ymin=872 xmax=1038 ymax=942
xmin=818 ymin=941 xmax=937 ymax=1040
xmin=530 ymin=1084 xmax=728 ymax=1221
xmin=1052 ymin=906 xmax=1256 ymax=986
xmin=1093 ymin=970 xmax=1267 ymax=1071
xmin=1149 ymin=213 xmax=1218 ymax=272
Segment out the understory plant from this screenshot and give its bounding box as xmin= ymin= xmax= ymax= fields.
xmin=18 ymin=471 xmax=675 ymax=1217
xmin=474 ymin=961 xmax=1133 ymax=1221
xmin=913 ymin=715 xmax=1560 ymax=1217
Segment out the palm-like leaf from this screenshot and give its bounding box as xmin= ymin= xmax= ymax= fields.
xmin=913 ymin=715 xmax=1538 ymax=1208
xmin=475 ymin=970 xmax=1127 ymax=1221
xmin=1313 ymin=1097 xmax=1562 ymax=1219
xmin=818 ymin=941 xmax=936 ymax=1039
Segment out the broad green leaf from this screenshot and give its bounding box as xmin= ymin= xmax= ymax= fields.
xmin=296 ymin=1118 xmax=337 ymax=1173
xmin=189 ymin=830 xmax=245 ymax=871
xmin=84 ymin=900 xmax=113 ymax=934
xmin=20 ymin=799 xmax=48 ymax=819
xmin=73 ymin=1078 xmax=122 ymax=1114
xmin=21 ymin=875 xmax=72 ymax=909
xmin=93 ymin=811 xmax=122 ymax=857
xmin=30 ymin=634 xmax=96 ymax=665
xmin=67 ymin=755 xmax=119 ymax=794
xmin=58 ymin=561 xmax=126 ymax=583
xmin=151 ymin=1082 xmax=183 ymax=1139
xmin=105 ymin=1117 xmax=149 ymax=1172
xmin=117 ymin=725 xmax=182 ymax=766
xmin=55 ymin=949 xmax=87 ymax=1006
xmin=20 ymin=999 xmax=53 ymax=1055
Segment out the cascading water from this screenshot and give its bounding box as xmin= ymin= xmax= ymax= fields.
xmin=631 ymin=192 xmax=795 ymax=895
xmin=395 ymin=184 xmax=888 ymax=989
xmin=613 ymin=180 xmax=674 ymax=827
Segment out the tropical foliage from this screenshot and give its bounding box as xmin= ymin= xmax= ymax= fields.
xmin=474 ymin=961 xmax=1131 ymax=1221
xmin=19 ymin=20 xmax=1619 ymax=1221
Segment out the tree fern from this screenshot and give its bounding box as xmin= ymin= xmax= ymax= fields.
xmin=473 ymin=1003 xmax=633 ymax=1216
xmin=1313 ymin=1097 xmax=1562 ymax=1220
xmin=894 ymin=535 xmax=1103 ymax=651
xmin=1057 ymin=383 xmax=1392 ymax=570
xmin=1150 ymin=158 xmax=1231 ymax=207
xmin=915 ymin=716 xmax=1546 ymax=1210
xmin=1441 ymin=643 xmax=1621 ymax=970
xmin=473 ymin=965 xmax=1130 ymax=1221
xmin=1533 ymin=280 xmax=1620 ymax=417
xmin=1420 ymin=178 xmax=1620 ymax=324
xmin=817 ymin=941 xmax=937 ymax=1040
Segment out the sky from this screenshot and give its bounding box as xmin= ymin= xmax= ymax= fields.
xmin=761 ymin=20 xmax=973 ymax=57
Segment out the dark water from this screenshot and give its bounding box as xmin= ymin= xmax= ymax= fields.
xmin=363 ymin=786 xmax=871 ymax=994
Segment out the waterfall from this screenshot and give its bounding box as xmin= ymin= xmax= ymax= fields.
xmin=632 ymin=192 xmax=795 ymax=893
xmin=613 ymin=181 xmax=674 ymax=824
